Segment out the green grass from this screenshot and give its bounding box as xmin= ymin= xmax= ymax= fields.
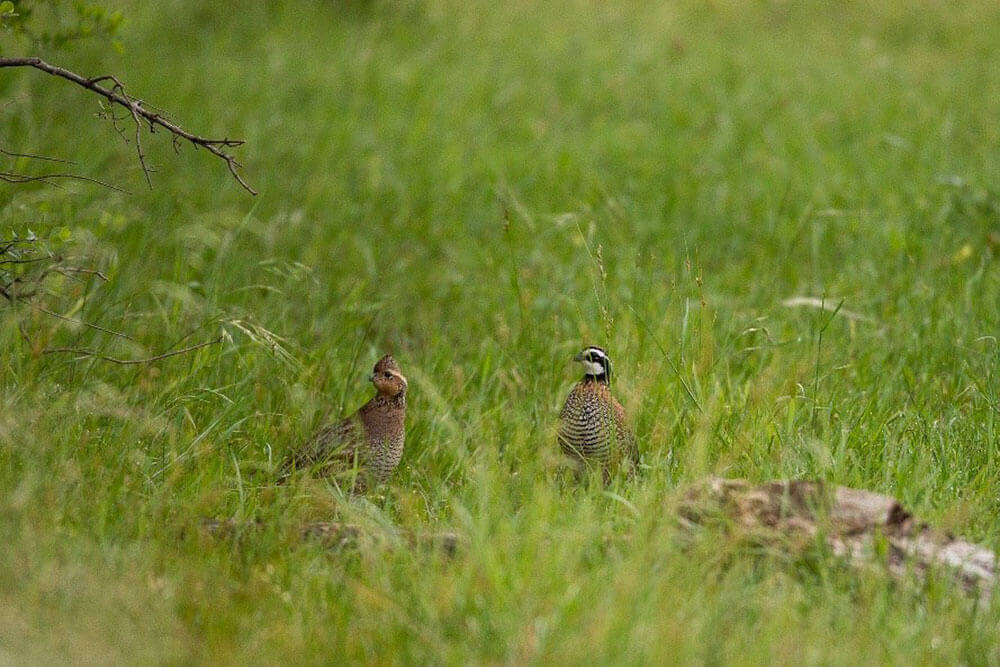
xmin=3 ymin=0 xmax=1000 ymax=662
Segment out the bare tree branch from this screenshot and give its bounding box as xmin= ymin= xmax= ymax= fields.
xmin=0 ymin=57 xmax=256 ymax=195
xmin=42 ymin=335 xmax=223 ymax=365
xmin=1 ymin=235 xmax=131 ymax=341
xmin=3 ymin=232 xmax=223 ymax=367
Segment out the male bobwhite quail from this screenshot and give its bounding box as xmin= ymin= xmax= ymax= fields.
xmin=284 ymin=354 xmax=407 ymax=488
xmin=557 ymin=346 xmax=638 ymax=480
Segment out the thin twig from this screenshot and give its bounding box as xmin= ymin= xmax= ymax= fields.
xmin=55 ymin=266 xmax=109 ymax=282
xmin=0 ymin=57 xmax=256 ymax=195
xmin=0 ymin=239 xmax=36 ymax=254
xmin=1 ymin=146 xmax=75 ymax=164
xmin=109 ymin=78 xmax=153 ymax=189
xmin=0 ymin=170 xmax=129 ymax=193
xmin=42 ymin=335 xmax=223 ymax=365
xmin=32 ymin=305 xmax=137 ymax=341
xmin=0 ymin=254 xmax=52 ymax=265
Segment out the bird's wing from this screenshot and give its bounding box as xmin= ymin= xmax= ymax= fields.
xmin=612 ymin=398 xmax=639 ymax=466
xmin=283 ymin=414 xmax=363 ymax=474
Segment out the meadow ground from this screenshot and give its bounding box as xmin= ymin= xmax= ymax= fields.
xmin=2 ymin=0 xmax=1000 ymax=663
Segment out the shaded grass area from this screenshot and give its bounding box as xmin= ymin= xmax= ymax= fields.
xmin=2 ymin=0 xmax=1000 ymax=661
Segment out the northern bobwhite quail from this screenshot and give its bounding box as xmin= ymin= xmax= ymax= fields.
xmin=285 ymin=354 xmax=407 ymax=488
xmin=557 ymin=346 xmax=638 ymax=480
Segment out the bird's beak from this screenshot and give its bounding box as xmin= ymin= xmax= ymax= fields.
xmin=572 ymin=352 xmax=583 ymax=362
xmin=368 ymin=373 xmax=376 ymax=382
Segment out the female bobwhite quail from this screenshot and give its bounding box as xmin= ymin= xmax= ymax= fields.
xmin=285 ymin=354 xmax=407 ymax=488
xmin=558 ymin=346 xmax=638 ymax=480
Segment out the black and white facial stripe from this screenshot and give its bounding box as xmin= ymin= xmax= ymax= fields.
xmin=574 ymin=346 xmax=612 ymax=381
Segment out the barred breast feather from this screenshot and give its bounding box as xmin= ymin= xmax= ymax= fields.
xmin=558 ymin=379 xmax=636 ymax=471
xmin=283 ymin=354 xmax=407 ymax=489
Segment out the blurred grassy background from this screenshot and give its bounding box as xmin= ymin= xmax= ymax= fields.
xmin=2 ymin=0 xmax=1000 ymax=662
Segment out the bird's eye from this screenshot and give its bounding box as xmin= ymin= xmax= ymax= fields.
xmin=383 ymin=372 xmax=392 ymax=378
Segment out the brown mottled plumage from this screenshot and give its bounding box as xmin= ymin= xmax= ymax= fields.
xmin=558 ymin=346 xmax=637 ymax=480
xmin=285 ymin=354 xmax=407 ymax=487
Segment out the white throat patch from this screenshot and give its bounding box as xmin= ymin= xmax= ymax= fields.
xmin=582 ymin=359 xmax=606 ymax=376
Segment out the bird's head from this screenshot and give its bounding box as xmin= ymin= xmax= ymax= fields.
xmin=369 ymin=354 xmax=407 ymax=397
xmin=573 ymin=346 xmax=612 ymax=382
